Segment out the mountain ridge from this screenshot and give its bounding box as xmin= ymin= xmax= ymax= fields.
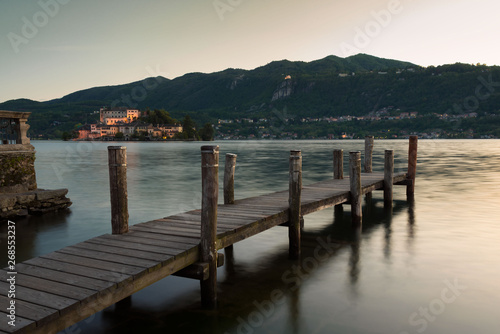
xmin=1 ymin=53 xmax=499 ymax=138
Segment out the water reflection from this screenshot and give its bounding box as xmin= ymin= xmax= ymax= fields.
xmin=2 ymin=139 xmax=498 ymax=334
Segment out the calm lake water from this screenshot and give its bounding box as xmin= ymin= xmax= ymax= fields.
xmin=1 ymin=139 xmax=499 ymax=334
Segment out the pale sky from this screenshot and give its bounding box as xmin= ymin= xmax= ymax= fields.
xmin=1 ymin=0 xmax=499 ymax=103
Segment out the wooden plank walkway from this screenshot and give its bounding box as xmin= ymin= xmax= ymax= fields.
xmin=1 ymin=136 xmax=418 ymax=333
xmin=0 ymin=172 xmax=407 ymax=334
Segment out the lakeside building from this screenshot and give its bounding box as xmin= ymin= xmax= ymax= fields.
xmin=76 ymin=108 xmax=183 ymax=140
xmin=99 ymin=107 xmax=141 ymax=124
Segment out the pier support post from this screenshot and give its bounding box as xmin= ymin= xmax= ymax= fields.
xmin=108 ymin=146 xmax=129 ymax=235
xmin=384 ymin=150 xmax=394 ymax=209
xmin=201 ymin=145 xmax=219 ymax=309
xmin=349 ymin=151 xmax=362 ymax=226
xmin=333 ymin=149 xmax=344 ymax=180
xmin=364 ymin=136 xmax=374 ymax=173
xmin=224 ymin=153 xmax=237 ymax=253
xmin=407 ymin=136 xmax=418 ymax=197
xmin=224 ymin=154 xmax=237 ymax=205
xmin=289 ymin=150 xmax=302 ymax=259
xmin=333 ymin=149 xmax=344 ymax=215
xmin=364 ymin=136 xmax=374 ymax=203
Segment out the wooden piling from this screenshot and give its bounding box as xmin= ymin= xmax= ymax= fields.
xmin=333 ymin=149 xmax=344 ymax=215
xmin=108 ymin=146 xmax=129 ymax=235
xmin=223 ymin=153 xmax=237 ymax=252
xmin=224 ymin=154 xmax=237 ymax=205
xmin=364 ymin=136 xmax=374 ymax=173
xmin=200 ymin=145 xmax=219 ymax=309
xmin=407 ymin=136 xmax=418 ymax=196
xmin=289 ymin=150 xmax=302 ymax=259
xmin=333 ymin=149 xmax=344 ymax=180
xmin=384 ymin=150 xmax=394 ymax=209
xmin=349 ymin=151 xmax=362 ymax=226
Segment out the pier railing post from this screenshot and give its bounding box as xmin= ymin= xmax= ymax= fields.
xmin=407 ymin=136 xmax=418 ymax=197
xmin=289 ymin=150 xmax=302 ymax=259
xmin=364 ymin=136 xmax=374 ymax=173
xmin=349 ymin=151 xmax=362 ymax=226
xmin=201 ymin=145 xmax=219 ymax=309
xmin=223 ymin=153 xmax=237 ymax=253
xmin=384 ymin=150 xmax=394 ymax=209
xmin=333 ymin=149 xmax=344 ymax=216
xmin=333 ymin=149 xmax=344 ymax=180
xmin=108 ymin=146 xmax=129 ymax=235
xmin=224 ymin=154 xmax=237 ymax=205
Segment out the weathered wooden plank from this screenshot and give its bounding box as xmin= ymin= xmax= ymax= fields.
xmin=131 ymin=225 xmax=201 ymax=239
xmin=0 ymin=270 xmax=97 ymax=301
xmin=129 ymin=230 xmax=200 ymax=245
xmin=218 ymin=210 xmax=289 ymax=249
xmin=27 ymin=247 xmax=200 ymax=334
xmin=98 ymin=233 xmax=197 ymax=251
xmin=135 ymin=222 xmax=203 ymax=234
xmin=0 ymin=281 xmax=79 ymax=314
xmin=73 ymin=241 xmax=176 ymax=263
xmin=142 ymin=220 xmax=201 ymax=230
xmin=23 ymin=257 xmax=130 ymax=285
xmin=57 ymin=245 xmax=160 ymax=269
xmin=0 ymin=311 xmax=35 ymax=333
xmin=0 ymin=295 xmax=58 ymax=324
xmin=41 ymin=252 xmax=144 ymax=276
xmin=88 ymin=234 xmax=187 ymax=254
xmin=13 ymin=263 xmax=115 ymax=291
xmin=152 ymin=220 xmax=233 ymax=233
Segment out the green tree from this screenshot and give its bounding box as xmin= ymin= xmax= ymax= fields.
xmin=115 ymin=132 xmax=124 ymax=139
xmin=199 ymin=123 xmax=215 ymax=141
xmin=182 ymin=115 xmax=199 ymax=139
xmin=61 ymin=131 xmax=72 ymax=141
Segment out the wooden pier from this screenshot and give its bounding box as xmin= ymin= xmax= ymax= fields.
xmin=0 ymin=137 xmax=417 ymax=334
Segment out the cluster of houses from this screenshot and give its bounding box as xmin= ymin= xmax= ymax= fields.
xmin=76 ymin=108 xmax=183 ymax=140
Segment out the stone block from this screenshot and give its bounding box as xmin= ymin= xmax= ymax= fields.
xmin=0 ymin=195 xmax=17 ymax=209
xmin=16 ymin=193 xmax=36 ymax=205
xmin=35 ymin=189 xmax=69 ymax=201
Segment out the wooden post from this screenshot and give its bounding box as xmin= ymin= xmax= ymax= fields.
xmin=224 ymin=154 xmax=237 ymax=205
xmin=333 ymin=149 xmax=344 ymax=215
xmin=384 ymin=150 xmax=394 ymax=209
xmin=108 ymin=146 xmax=129 ymax=234
xmin=289 ymin=150 xmax=302 ymax=259
xmin=407 ymin=136 xmax=418 ymax=196
xmin=364 ymin=136 xmax=374 ymax=173
xmin=223 ymin=153 xmax=237 ymax=253
xmin=200 ymin=145 xmax=219 ymax=309
xmin=333 ymin=149 xmax=344 ymax=179
xmin=349 ymin=151 xmax=362 ymax=226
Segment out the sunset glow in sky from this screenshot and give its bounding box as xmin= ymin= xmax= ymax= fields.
xmin=1 ymin=0 xmax=499 ymax=102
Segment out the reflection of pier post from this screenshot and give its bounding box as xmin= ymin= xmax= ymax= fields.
xmin=349 ymin=226 xmax=361 ymax=288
